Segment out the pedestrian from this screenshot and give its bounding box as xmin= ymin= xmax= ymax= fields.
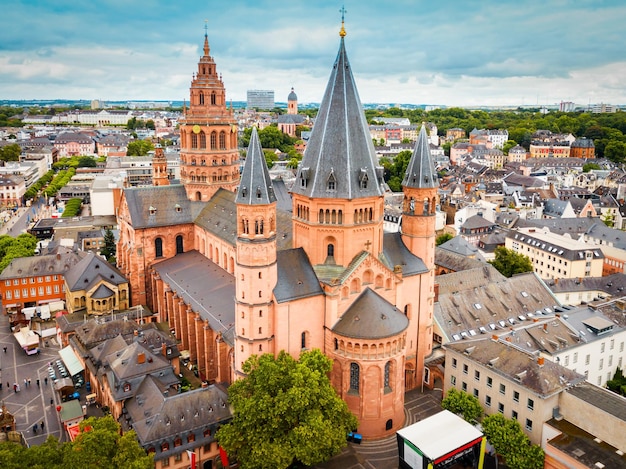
xmin=24 ymin=378 xmax=27 ymax=388
xmin=13 ymin=383 xmax=17 ymax=393
xmin=16 ymin=383 xmax=20 ymax=392
xmin=50 ymin=398 xmax=53 ymax=406
xmin=36 ymin=379 xmax=40 ymax=388
xmin=44 ymin=376 xmax=48 ymax=385
xmin=27 ymin=378 xmax=31 ymax=387
xmin=32 ymin=423 xmax=37 ymax=434
xmin=6 ymin=381 xmax=9 ymax=389
xmin=40 ymin=421 xmax=45 ymax=432
xmin=3 ymin=346 xmax=6 ymax=353
xmin=0 ymin=382 xmax=2 ymax=391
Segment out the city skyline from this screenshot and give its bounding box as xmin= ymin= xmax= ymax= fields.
xmin=1 ymin=0 xmax=626 ymax=107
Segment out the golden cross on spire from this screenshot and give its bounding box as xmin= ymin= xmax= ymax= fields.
xmin=339 ymin=5 xmax=347 ymax=37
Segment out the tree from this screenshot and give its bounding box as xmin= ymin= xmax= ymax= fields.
xmin=0 ymin=143 xmax=21 ymax=162
xmin=441 ymin=388 xmax=483 ymax=423
xmin=436 ymin=233 xmax=454 ymax=246
xmin=126 ymin=139 xmax=154 ymax=156
xmin=100 ymin=228 xmax=117 ymax=264
xmin=502 ymin=139 xmax=518 ymax=155
xmin=145 ymin=119 xmax=155 ymax=130
xmin=0 ymin=416 xmax=152 ymax=469
xmin=61 ymin=198 xmax=82 ymax=217
xmin=582 ymin=162 xmax=601 ymax=172
xmin=489 ymin=246 xmax=533 ymax=278
xmin=481 ymin=413 xmax=544 ymax=469
xmin=0 ymin=233 xmax=37 ymax=273
xmin=216 ymin=350 xmax=358 ymax=469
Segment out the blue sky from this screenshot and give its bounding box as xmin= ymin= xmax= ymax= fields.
xmin=1 ymin=0 xmax=625 ymax=107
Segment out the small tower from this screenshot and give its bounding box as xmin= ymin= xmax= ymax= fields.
xmin=287 ymin=87 xmax=298 ymax=115
xmin=152 ymin=145 xmax=169 ymax=186
xmin=234 ymin=127 xmax=277 ymax=377
xmin=401 ymin=124 xmax=438 ymax=269
xmin=179 ymin=28 xmax=239 ymax=202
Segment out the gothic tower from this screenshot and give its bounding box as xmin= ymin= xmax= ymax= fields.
xmin=179 ymin=31 xmax=239 ymax=202
xmin=287 ymin=87 xmax=298 ymax=115
xmin=234 ymin=127 xmax=277 ymax=377
xmin=152 ymin=144 xmax=169 ymax=186
xmin=291 ymin=23 xmax=385 ymax=268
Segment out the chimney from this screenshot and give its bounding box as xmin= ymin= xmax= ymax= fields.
xmin=201 ymin=382 xmax=209 ymax=388
xmin=161 ymin=343 xmax=167 ymax=357
xmin=538 ymin=356 xmax=545 ymax=366
xmin=543 ymin=323 xmax=548 ymax=332
xmin=137 ymin=352 xmax=146 ymax=364
xmin=434 ymin=283 xmax=440 ymax=302
xmin=554 ymin=278 xmax=558 ymax=285
xmin=491 ymin=334 xmax=499 ymax=341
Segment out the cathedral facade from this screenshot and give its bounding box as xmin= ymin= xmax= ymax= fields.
xmin=117 ymin=23 xmax=437 ymax=439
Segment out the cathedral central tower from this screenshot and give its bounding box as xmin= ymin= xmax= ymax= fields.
xmin=179 ymin=31 xmax=239 ymax=201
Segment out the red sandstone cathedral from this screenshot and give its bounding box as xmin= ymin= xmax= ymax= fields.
xmin=117 ymin=20 xmax=437 ymax=439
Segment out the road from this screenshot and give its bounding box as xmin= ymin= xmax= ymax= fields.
xmin=0 ymin=312 xmax=65 ymax=445
xmin=1 ymin=196 xmax=48 ymax=237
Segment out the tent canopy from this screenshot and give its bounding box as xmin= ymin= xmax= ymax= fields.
xmin=59 ymin=345 xmax=85 ymax=376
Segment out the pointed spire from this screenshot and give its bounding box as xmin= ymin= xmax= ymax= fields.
xmin=403 ymin=125 xmax=439 ymax=189
xmin=236 ymin=127 xmax=276 ymax=205
xmin=203 ymin=20 xmax=210 ymax=56
xmin=292 ymin=23 xmax=382 ymax=200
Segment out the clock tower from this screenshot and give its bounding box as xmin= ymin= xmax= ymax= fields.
xmin=179 ymin=29 xmax=239 ymax=201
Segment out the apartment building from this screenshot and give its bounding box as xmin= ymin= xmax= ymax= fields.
xmin=444 ymin=338 xmax=585 ymax=445
xmin=0 ymin=175 xmax=26 ymax=208
xmin=506 ymin=227 xmax=603 ymax=280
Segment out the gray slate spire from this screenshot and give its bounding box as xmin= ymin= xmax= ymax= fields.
xmin=236 ymin=127 xmax=276 ymax=205
xmin=402 ymin=125 xmax=439 ymax=189
xmin=292 ymin=36 xmax=382 ymax=200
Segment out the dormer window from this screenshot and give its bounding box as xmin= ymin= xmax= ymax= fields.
xmin=358 ymin=169 xmax=368 ymax=189
xmin=299 ymin=167 xmax=310 ymax=188
xmin=149 ymin=206 xmax=156 ymax=215
xmin=175 ymin=204 xmax=181 ymax=213
xmin=123 ymin=383 xmax=131 ymax=392
xmin=256 ymin=186 xmax=262 ymax=199
xmin=327 ymin=171 xmax=336 ymax=192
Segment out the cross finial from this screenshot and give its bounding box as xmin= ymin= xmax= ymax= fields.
xmin=339 ymin=5 xmax=347 ymax=37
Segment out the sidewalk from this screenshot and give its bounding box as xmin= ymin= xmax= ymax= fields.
xmin=0 ymin=206 xmax=28 ymax=236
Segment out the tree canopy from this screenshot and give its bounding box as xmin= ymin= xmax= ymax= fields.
xmin=441 ymin=388 xmax=483 ymax=424
xmin=0 ymin=143 xmax=21 ymax=162
xmin=436 ymin=233 xmax=454 ymax=246
xmin=100 ymin=228 xmax=117 ymax=264
xmin=481 ymin=413 xmax=544 ymax=469
xmin=488 ymin=246 xmax=533 ymax=278
xmin=0 ymin=415 xmax=153 ymax=469
xmin=126 ymin=139 xmax=155 ymax=156
xmin=0 ymin=233 xmax=37 ymax=273
xmin=216 ymin=350 xmax=358 ymax=469
xmin=240 ymin=125 xmax=297 ymax=153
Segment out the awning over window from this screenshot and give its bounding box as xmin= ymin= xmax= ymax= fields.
xmin=59 ymin=345 xmax=85 ymax=377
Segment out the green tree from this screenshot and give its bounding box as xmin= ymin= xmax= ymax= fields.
xmin=61 ymin=198 xmax=82 ymax=217
xmin=488 ymin=246 xmax=533 ymax=278
xmin=502 ymin=139 xmax=518 ymax=155
xmin=145 ymin=119 xmax=155 ymax=130
xmin=126 ymin=139 xmax=154 ymax=156
xmin=100 ymin=228 xmax=117 ymax=264
xmin=582 ymin=162 xmax=601 ymax=172
xmin=0 ymin=233 xmax=37 ymax=273
xmin=436 ymin=233 xmax=454 ymax=246
xmin=216 ymin=350 xmax=358 ymax=469
xmin=77 ymin=156 xmax=97 ymax=168
xmin=0 ymin=143 xmax=21 ymax=162
xmin=481 ymin=413 xmax=544 ymax=469
xmin=604 ymin=140 xmax=626 ymax=163
xmin=441 ymin=388 xmax=483 ymax=423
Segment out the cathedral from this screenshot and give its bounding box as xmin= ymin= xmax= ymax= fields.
xmin=117 ymin=20 xmax=437 ymax=439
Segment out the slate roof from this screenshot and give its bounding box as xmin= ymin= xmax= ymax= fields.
xmin=543 ymin=199 xmax=570 ymax=217
xmin=508 ymin=230 xmax=604 ymax=262
xmin=435 ymin=248 xmax=486 ymax=272
xmin=515 ymin=216 xmax=597 ymax=236
xmin=438 ymin=236 xmax=481 ymax=258
xmin=236 ymin=127 xmax=276 ymax=205
xmin=91 ymin=283 xmax=114 ymax=299
xmin=445 ymin=338 xmax=585 ymax=397
xmin=461 ymin=214 xmax=495 ymax=230
xmin=292 ymin=34 xmax=383 ymax=200
xmin=128 ymin=379 xmax=231 ymax=448
xmin=0 ymin=249 xmax=84 ymax=279
xmin=123 ymin=185 xmax=201 ymax=229
xmin=288 ymin=88 xmax=298 ymax=101
xmin=151 ymin=250 xmax=235 ymax=334
xmin=274 ymin=248 xmax=324 ymax=303
xmin=332 ymin=288 xmax=409 ymax=339
xmin=381 ymin=232 xmax=428 ymax=276
xmin=402 ymin=125 xmax=439 ymax=189
xmin=64 ymin=251 xmax=127 ymax=292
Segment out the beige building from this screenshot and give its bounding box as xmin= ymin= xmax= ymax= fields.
xmin=506 ymin=227 xmax=603 ymax=280
xmin=444 ymin=338 xmax=585 ymax=445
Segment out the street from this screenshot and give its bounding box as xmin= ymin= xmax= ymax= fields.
xmin=0 ymin=312 xmax=65 ymax=445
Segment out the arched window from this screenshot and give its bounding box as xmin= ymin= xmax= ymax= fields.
xmin=211 ymin=92 xmax=216 ymax=105
xmin=200 ymin=131 xmax=206 ymax=148
xmin=155 ymin=238 xmax=163 ymax=258
xmin=176 ymin=235 xmax=184 ymax=254
xmin=349 ymin=363 xmax=360 ymax=393
xmin=191 ymin=133 xmax=198 ymax=149
xmin=210 ymin=132 xmax=217 ymax=149
xmin=301 ymin=331 xmax=307 ymax=350
xmin=327 ymin=244 xmax=334 ymax=257
xmin=199 ymin=91 xmax=204 ymax=105
xmin=384 ymin=362 xmax=391 ymax=390
xmin=195 ymin=191 xmax=202 ymax=201
xmin=219 ymin=131 xmax=226 ymax=149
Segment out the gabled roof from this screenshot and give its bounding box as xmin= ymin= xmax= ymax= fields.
xmin=91 ymin=283 xmax=114 ymax=299
xmin=123 ymin=185 xmax=199 ymax=229
xmin=64 ymin=252 xmax=127 ymax=292
xmin=274 ymin=248 xmax=324 ymax=303
xmin=332 ymin=288 xmax=408 ymax=339
xmin=236 ymin=127 xmax=276 ymax=205
xmin=402 ymin=125 xmax=439 ymax=189
xmin=438 ymin=236 xmax=481 ymax=257
xmin=291 ymin=33 xmax=382 ymax=200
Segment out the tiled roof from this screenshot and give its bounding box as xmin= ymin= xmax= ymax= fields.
xmin=274 ymin=248 xmax=324 ymax=303
xmin=123 ymin=185 xmax=199 ymax=229
xmin=236 ymin=127 xmax=276 ymax=205
xmin=64 ymin=251 xmax=127 ymax=292
xmin=402 ymin=125 xmax=439 ymax=189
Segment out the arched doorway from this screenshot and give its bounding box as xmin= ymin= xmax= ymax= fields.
xmin=176 ymin=235 xmax=184 ymax=254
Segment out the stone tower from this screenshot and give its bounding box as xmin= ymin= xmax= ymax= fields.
xmin=179 ymin=31 xmax=239 ymax=202
xmin=234 ymin=127 xmax=277 ymax=377
xmin=152 ymin=144 xmax=169 ymax=186
xmin=287 ymin=87 xmax=298 ymax=115
xmin=291 ymin=24 xmax=385 ymax=268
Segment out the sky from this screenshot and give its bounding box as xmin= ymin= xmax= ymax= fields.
xmin=2 ymin=0 xmax=626 ymax=107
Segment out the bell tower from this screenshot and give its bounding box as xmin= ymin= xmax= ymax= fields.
xmin=152 ymin=144 xmax=169 ymax=186
xmin=179 ymin=27 xmax=239 ymax=202
xmin=234 ymin=127 xmax=277 ymax=377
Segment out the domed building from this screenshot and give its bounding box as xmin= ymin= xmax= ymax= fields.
xmin=117 ymin=19 xmax=437 ymax=439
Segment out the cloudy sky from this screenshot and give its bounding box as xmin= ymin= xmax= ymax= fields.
xmin=2 ymin=0 xmax=625 ymax=107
